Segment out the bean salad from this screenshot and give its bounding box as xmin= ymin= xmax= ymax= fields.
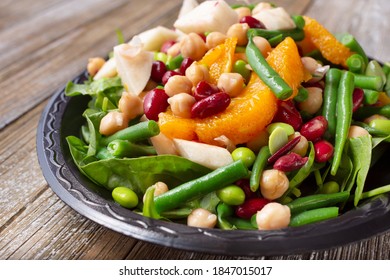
xmin=65 ymin=0 xmax=390 ymax=230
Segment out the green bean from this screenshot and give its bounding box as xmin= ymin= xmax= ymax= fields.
xmin=322 ymin=68 xmax=342 ymax=138
xmin=337 ymin=33 xmax=369 ymax=66
xmin=154 ymin=160 xmax=248 ymax=213
xmin=346 ymin=54 xmax=366 ymax=74
xmin=226 ymin=217 xmax=257 ymax=230
xmin=331 ymin=71 xmax=354 ymax=176
xmin=107 ymin=139 xmax=156 ymax=158
xmin=353 ymin=104 xmax=390 ymax=120
xmin=249 ymin=146 xmax=270 ymax=192
xmin=289 ymin=207 xmax=339 ymax=227
xmin=268 ymin=34 xmax=283 ymax=47
xmin=246 ymin=34 xmax=293 ymax=99
xmin=96 ymin=147 xmax=116 ymax=160
xmin=353 ymin=73 xmax=382 ymax=91
xmin=363 ymin=89 xmax=380 ymax=105
xmin=100 ymin=120 xmax=159 ymax=146
xmin=286 ymin=191 xmax=349 ymax=215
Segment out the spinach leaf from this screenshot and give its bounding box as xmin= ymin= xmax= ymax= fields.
xmin=65 ymin=77 xmax=123 ymax=97
xmin=332 ymin=149 xmax=353 ymax=192
xmin=82 ymin=109 xmax=106 ymax=157
xmin=289 ymin=142 xmax=315 ymax=189
xmin=66 ymin=136 xmax=97 ymax=176
xmin=346 ymin=135 xmax=372 ymax=206
xmin=80 ymin=155 xmax=212 ymax=197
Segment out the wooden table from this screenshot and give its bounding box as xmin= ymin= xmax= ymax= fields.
xmin=1 ymin=0 xmax=390 ymax=260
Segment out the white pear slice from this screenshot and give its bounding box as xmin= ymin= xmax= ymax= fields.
xmin=173 ymin=138 xmax=233 ymax=169
xmin=93 ymin=57 xmax=117 ymax=80
xmin=114 ymin=39 xmax=153 ymax=95
xmin=130 ymin=26 xmax=179 ymax=52
xmin=178 ymin=0 xmax=199 ymax=18
xmin=174 ymin=0 xmax=238 ymax=34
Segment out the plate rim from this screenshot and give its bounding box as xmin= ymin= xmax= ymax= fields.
xmin=36 ymin=71 xmax=390 ymax=257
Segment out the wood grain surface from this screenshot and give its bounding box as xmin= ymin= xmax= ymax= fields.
xmin=1 ymin=0 xmax=389 ymax=260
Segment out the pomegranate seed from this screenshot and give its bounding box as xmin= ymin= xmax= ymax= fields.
xmin=300 ymin=116 xmax=328 ymax=142
xmin=160 ymin=40 xmax=176 ymax=53
xmin=273 ymin=152 xmax=308 ymax=172
xmin=239 ymin=16 xmax=266 ymax=29
xmin=352 ymin=88 xmax=364 ymax=112
xmin=143 ymin=88 xmax=169 ymax=121
xmin=191 ymin=92 xmax=231 ymax=118
xmin=151 ymin=61 xmax=167 ymax=83
xmin=235 ymin=179 xmax=257 ymax=199
xmin=161 ymin=70 xmax=181 ymax=85
xmin=193 ymin=81 xmax=220 ymax=101
xmin=179 ymin=57 xmax=194 ymax=75
xmin=235 ymin=198 xmax=269 ymax=219
xmin=272 ymin=101 xmax=303 ymax=130
xmin=314 ymin=140 xmax=334 ymax=163
xmin=268 ymin=136 xmax=301 ymax=164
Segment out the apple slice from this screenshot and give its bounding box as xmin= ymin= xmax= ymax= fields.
xmin=174 ymin=0 xmax=238 ymax=34
xmin=114 ymin=39 xmax=153 ymax=95
xmin=173 ymin=138 xmax=233 ymax=169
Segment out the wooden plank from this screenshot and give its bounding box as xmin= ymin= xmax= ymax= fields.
xmin=0 ymin=0 xmax=181 ymax=130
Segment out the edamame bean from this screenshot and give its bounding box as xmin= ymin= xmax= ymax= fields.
xmin=231 ymin=147 xmax=256 ymax=167
xmin=216 ymin=185 xmax=246 ymax=206
xmin=112 ymin=187 xmax=139 ymax=209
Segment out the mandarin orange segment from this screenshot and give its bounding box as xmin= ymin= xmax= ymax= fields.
xmin=195 ymin=72 xmax=277 ymax=145
xmin=158 ymin=109 xmax=196 ymax=141
xmin=266 ymin=37 xmax=307 ymax=100
xmin=198 ymin=37 xmax=237 ymax=84
xmin=303 ymin=16 xmax=353 ymax=67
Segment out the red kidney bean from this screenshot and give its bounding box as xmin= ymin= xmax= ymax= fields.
xmin=179 ymin=57 xmax=194 ymax=75
xmin=273 ymin=152 xmax=308 ymax=172
xmin=302 ymin=81 xmax=325 ymax=90
xmin=151 ymin=61 xmax=167 ymax=83
xmin=161 ymin=70 xmax=181 ymax=85
xmin=193 ymin=81 xmax=220 ymax=101
xmin=239 ymin=16 xmax=266 ymax=29
xmin=352 ymin=87 xmax=364 ymax=112
xmin=160 ymin=40 xmax=176 ymax=53
xmin=267 ymin=136 xmax=301 ymax=164
xmin=300 ymin=115 xmax=328 ymax=142
xmin=191 ymin=92 xmax=231 ymax=118
xmin=314 ymin=140 xmax=334 ymax=163
xmin=235 ymin=179 xmax=257 ymax=199
xmin=272 ymin=100 xmax=303 ymax=130
xmin=143 ymin=88 xmax=169 ymax=121
xmin=235 ymin=198 xmax=269 ymax=219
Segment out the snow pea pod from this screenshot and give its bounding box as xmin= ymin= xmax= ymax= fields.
xmin=331 ymin=71 xmax=354 ymax=176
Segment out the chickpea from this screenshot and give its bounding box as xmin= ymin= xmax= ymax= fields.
xmin=289 ymin=132 xmax=309 ymax=157
xmin=187 ymin=208 xmax=217 ymax=228
xmin=87 ymin=57 xmax=106 ymax=77
xmin=164 ymin=75 xmax=193 ymax=97
xmin=301 ymin=56 xmax=322 ymax=74
xmin=99 ymin=111 xmax=128 ymax=136
xmin=118 ymin=91 xmax=144 ymax=120
xmin=363 ymin=114 xmax=388 ymax=124
xmin=348 ymin=125 xmax=370 ymax=138
xmin=252 ymin=36 xmax=272 ymax=57
xmin=185 ymin=63 xmax=210 ymax=86
xmin=260 ymin=169 xmax=289 ymax=200
xmin=226 ymin=23 xmax=249 ymax=46
xmin=168 ymin=93 xmax=196 ymax=118
xmin=234 ymin=7 xmax=251 ymax=19
xmin=180 ymin=33 xmax=207 ymax=61
xmin=205 ymin=31 xmax=228 ymax=50
xmin=217 ymin=72 xmax=244 ymax=97
xmin=256 ymin=202 xmax=291 ymax=230
xmin=153 ymin=182 xmax=169 ymax=197
xmin=167 ymin=42 xmax=181 ymax=57
xmin=298 ymin=87 xmax=323 ymax=115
